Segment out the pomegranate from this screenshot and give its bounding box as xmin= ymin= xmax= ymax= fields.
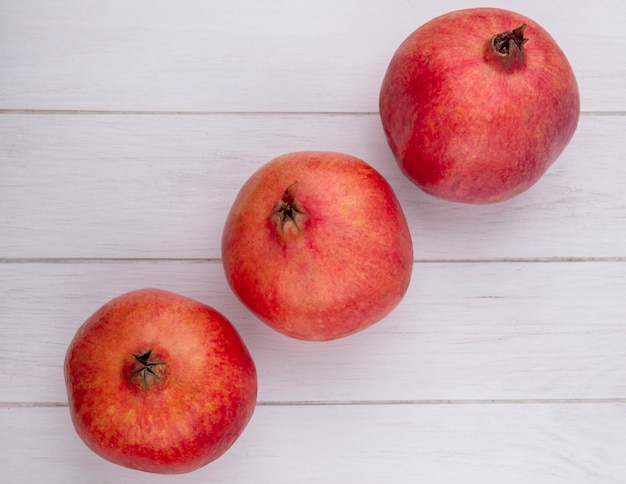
xmin=221 ymin=151 xmax=413 ymax=341
xmin=64 ymin=288 xmax=257 ymax=474
xmin=379 ymin=8 xmax=580 ymax=203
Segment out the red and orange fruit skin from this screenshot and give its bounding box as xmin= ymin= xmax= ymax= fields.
xmin=222 ymin=151 xmax=413 ymax=341
xmin=64 ymin=288 xmax=257 ymax=474
xmin=380 ymin=8 xmax=580 ymax=204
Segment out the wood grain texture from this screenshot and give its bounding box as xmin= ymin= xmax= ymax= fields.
xmin=0 ymin=0 xmax=623 ymax=113
xmin=1 ymin=113 xmax=624 ymax=260
xmin=1 ymin=0 xmax=624 ymax=482
xmin=2 ymin=260 xmax=625 ymax=404
xmin=3 ymin=404 xmax=626 ymax=484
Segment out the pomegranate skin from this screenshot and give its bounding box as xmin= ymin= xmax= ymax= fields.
xmin=379 ymin=8 xmax=580 ymax=204
xmin=221 ymin=151 xmax=413 ymax=341
xmin=64 ymin=288 xmax=257 ymax=474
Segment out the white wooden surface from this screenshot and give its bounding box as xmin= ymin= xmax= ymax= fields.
xmin=1 ymin=1 xmax=625 ymax=482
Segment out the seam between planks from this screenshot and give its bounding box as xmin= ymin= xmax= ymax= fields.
xmin=3 ymin=398 xmax=626 ymax=409
xmin=0 ymin=109 xmax=622 ymax=116
xmin=1 ymin=257 xmax=626 ymax=264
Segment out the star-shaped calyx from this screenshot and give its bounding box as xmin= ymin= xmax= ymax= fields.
xmin=271 ymin=181 xmax=307 ymax=233
xmin=491 ymin=23 xmax=528 ymax=58
xmin=130 ymin=350 xmax=166 ymax=390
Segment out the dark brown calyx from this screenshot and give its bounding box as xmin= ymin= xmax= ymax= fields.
xmin=271 ymin=182 xmax=307 ymax=233
xmin=491 ymin=24 xmax=528 ymax=57
xmin=129 ymin=349 xmax=166 ymax=391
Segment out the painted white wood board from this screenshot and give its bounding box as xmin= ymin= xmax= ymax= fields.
xmin=2 ymin=260 xmax=625 ymax=404
xmin=3 ymin=404 xmax=626 ymax=484
xmin=1 ymin=113 xmax=624 ymax=260
xmin=0 ymin=0 xmax=622 ymax=113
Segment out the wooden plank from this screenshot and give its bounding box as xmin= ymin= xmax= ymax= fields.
xmin=1 ymin=113 xmax=624 ymax=260
xmin=2 ymin=261 xmax=625 ymax=404
xmin=2 ymin=403 xmax=625 ymax=483
xmin=0 ymin=0 xmax=621 ymax=112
